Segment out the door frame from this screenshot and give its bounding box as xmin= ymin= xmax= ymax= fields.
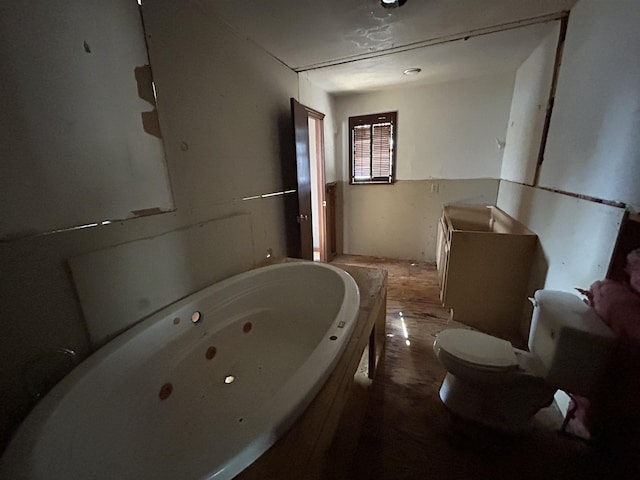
xmin=291 ymin=98 xmax=327 ymax=261
xmin=308 ymin=112 xmax=327 ymax=262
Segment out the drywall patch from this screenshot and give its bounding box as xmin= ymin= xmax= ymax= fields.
xmin=68 ymin=214 xmax=253 ymax=348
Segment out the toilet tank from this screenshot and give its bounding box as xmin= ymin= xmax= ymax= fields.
xmin=528 ymin=290 xmax=616 ymax=396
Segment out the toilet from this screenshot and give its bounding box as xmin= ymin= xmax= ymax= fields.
xmin=433 ymin=290 xmax=616 ymax=430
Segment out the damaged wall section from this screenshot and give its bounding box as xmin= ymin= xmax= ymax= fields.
xmin=0 ymin=0 xmax=174 ymax=240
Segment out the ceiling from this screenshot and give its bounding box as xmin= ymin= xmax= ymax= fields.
xmin=202 ymin=0 xmax=576 ymax=93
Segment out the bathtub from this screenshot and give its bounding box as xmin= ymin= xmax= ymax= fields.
xmin=0 ymin=261 xmax=360 ymax=480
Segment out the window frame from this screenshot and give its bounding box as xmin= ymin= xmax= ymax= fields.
xmin=348 ymin=111 xmax=398 ymax=185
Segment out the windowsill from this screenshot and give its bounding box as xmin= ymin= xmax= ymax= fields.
xmin=349 ymin=181 xmax=395 ymax=185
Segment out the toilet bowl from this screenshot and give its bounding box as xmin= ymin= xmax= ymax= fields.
xmin=434 ymin=329 xmax=555 ymax=430
xmin=433 ymin=290 xmax=616 ymax=431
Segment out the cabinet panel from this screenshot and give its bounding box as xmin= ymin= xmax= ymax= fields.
xmin=436 ymin=217 xmax=446 ymax=275
xmin=440 ymin=239 xmax=450 ymax=305
xmin=437 ymin=205 xmax=537 ymax=338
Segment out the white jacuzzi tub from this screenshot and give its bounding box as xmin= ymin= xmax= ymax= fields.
xmin=0 ymin=261 xmax=360 ymax=480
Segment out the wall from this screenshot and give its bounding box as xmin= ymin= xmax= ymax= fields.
xmin=497 ymin=182 xmax=624 ymax=417
xmin=0 ymin=0 xmax=173 ymax=239
xmin=299 ymin=74 xmax=343 ymax=254
xmin=537 ymin=0 xmax=640 ymax=210
xmin=500 ymin=24 xmax=559 ymax=185
xmin=498 ymin=182 xmax=623 ymax=296
xmin=298 ymin=74 xmax=338 ymax=183
xmin=0 ymin=0 xmax=298 ymax=451
xmin=344 ymin=179 xmax=499 ymax=261
xmin=334 ymin=72 xmax=515 ymax=260
xmin=497 ymin=0 xmax=635 ymax=307
xmin=335 ymin=73 xmax=514 ymax=181
xmin=495 ymin=0 xmax=634 ymax=415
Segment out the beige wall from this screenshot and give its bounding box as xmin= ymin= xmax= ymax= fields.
xmin=0 ymin=0 xmax=173 ymax=239
xmin=333 ymin=72 xmax=515 ymax=260
xmin=0 ymin=0 xmax=298 ymax=451
xmin=495 ymin=0 xmax=636 ymax=414
xmin=497 ymin=0 xmax=635 ymax=301
xmin=298 ymin=73 xmax=338 ymax=183
xmin=498 ymin=181 xmax=624 ymax=296
xmin=538 ymin=0 xmax=640 ymax=210
xmin=334 ymin=72 xmax=515 ymax=181
xmin=500 ymin=24 xmax=559 ymax=185
xmin=343 ymin=179 xmax=499 ymax=262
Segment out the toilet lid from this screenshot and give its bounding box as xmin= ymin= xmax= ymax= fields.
xmin=435 ymin=329 xmax=518 ymax=369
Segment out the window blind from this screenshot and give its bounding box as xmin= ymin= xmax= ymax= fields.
xmin=372 ymin=122 xmax=392 ymax=178
xmin=353 ymin=125 xmax=372 ymax=179
xmin=349 ymin=112 xmax=396 ymax=184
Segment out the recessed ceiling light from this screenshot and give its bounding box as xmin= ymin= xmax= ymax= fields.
xmin=403 ymin=68 xmax=422 ymax=75
xmin=381 ymin=0 xmax=407 ymax=8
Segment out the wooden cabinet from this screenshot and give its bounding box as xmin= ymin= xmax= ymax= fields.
xmin=437 ymin=205 xmax=537 ymax=338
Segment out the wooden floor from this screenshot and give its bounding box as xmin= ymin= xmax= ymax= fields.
xmin=325 ymin=255 xmax=635 ymax=480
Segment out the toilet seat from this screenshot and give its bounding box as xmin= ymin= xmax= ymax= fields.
xmin=434 ymin=329 xmax=518 ymax=370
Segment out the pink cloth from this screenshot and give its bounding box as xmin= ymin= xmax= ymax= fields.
xmin=576 ymin=248 xmax=640 ymax=442
xmin=627 ymin=247 xmax=640 ymax=294
xmin=587 ymin=247 xmax=640 ymax=342
xmin=588 ymin=279 xmax=640 ymax=341
xmin=572 ymin=341 xmax=640 ymax=441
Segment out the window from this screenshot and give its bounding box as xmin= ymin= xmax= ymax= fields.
xmin=349 ymin=112 xmax=397 ymax=184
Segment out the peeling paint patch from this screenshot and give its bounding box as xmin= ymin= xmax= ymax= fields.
xmin=131 ymin=207 xmax=164 ymax=217
xmin=134 ymin=65 xmax=156 ymax=106
xmin=141 ymin=110 xmax=162 ymax=138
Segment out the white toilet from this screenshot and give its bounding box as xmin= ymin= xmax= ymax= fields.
xmin=433 ymin=290 xmax=616 ymax=430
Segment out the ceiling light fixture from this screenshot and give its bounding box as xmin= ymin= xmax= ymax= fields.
xmin=403 ymin=68 xmax=422 ymax=75
xmin=381 ymin=0 xmax=407 ymax=9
